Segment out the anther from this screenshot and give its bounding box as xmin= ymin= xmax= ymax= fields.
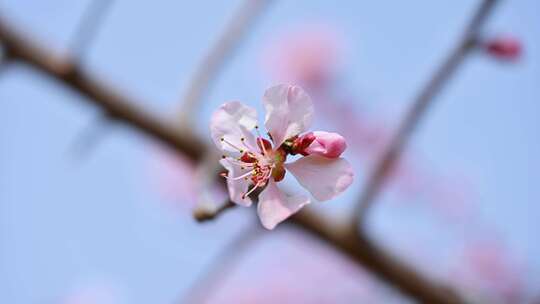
xmin=221 ymin=137 xmax=244 ymax=152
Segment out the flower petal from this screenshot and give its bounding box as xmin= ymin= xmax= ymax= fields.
xmin=263 ymin=84 xmax=314 ymax=147
xmin=220 ymin=159 xmax=252 ymax=206
xmin=257 ymin=180 xmax=310 ymax=230
xmin=285 ymin=155 xmax=353 ymax=201
xmin=210 ymin=101 xmax=258 ymax=153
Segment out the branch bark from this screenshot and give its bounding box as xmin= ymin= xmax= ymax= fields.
xmin=0 ymin=14 xmax=205 ymax=162
xmin=0 ymin=7 xmax=478 ymax=304
xmin=353 ymin=0 xmax=499 ymax=220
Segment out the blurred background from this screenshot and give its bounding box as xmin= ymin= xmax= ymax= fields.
xmin=0 ymin=0 xmax=538 ymax=303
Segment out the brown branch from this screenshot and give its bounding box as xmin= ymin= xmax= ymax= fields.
xmin=0 ymin=10 xmax=473 ymax=304
xmin=354 ymin=0 xmax=499 ymax=220
xmin=292 ymin=209 xmax=464 ymax=304
xmin=178 ymin=0 xmax=271 ymax=124
xmin=0 ymin=14 xmax=205 ymax=162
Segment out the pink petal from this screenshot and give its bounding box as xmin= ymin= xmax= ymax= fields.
xmin=210 ymin=102 xmax=258 ymax=153
xmin=285 ymin=155 xmax=353 ymax=201
xmin=257 ymin=180 xmax=310 ymax=229
xmin=220 ymin=159 xmax=252 ymax=206
xmin=305 ymin=131 xmax=347 ymax=158
xmin=263 ymin=84 xmax=313 ymax=147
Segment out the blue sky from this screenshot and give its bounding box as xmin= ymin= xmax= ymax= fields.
xmin=0 ymin=1 xmax=539 ymax=303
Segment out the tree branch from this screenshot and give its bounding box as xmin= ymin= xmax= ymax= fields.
xmin=0 ymin=14 xmax=205 ymax=162
xmin=0 ymin=10 xmax=471 ymax=304
xmin=178 ymin=0 xmax=271 ymax=124
xmin=292 ymin=209 xmax=464 ymax=304
xmin=353 ymin=0 xmax=499 ymax=220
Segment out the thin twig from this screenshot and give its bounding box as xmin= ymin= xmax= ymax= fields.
xmin=179 ymin=221 xmax=263 ymax=304
xmin=66 ymin=0 xmax=119 ymax=159
xmin=68 ymin=113 xmax=114 ymax=160
xmin=353 ymin=0 xmax=499 ymax=221
xmin=178 ymin=0 xmax=271 ymax=124
xmin=0 ymin=11 xmax=470 ymax=304
xmin=194 ymin=200 xmax=236 ymax=222
xmin=69 ymin=0 xmax=115 ymax=57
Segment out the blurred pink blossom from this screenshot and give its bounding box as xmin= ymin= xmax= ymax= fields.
xmin=146 ymin=145 xmax=197 ymax=209
xmin=262 ymin=24 xmax=343 ymax=89
xmin=62 ymin=282 xmax=123 ymax=304
xmin=452 ymin=240 xmax=527 ymax=303
xmin=208 ymin=230 xmax=378 ymax=303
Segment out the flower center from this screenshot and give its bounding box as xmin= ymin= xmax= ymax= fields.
xmin=220 ymin=126 xmax=287 ymax=199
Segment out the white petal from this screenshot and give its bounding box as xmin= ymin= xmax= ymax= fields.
xmin=263 ymin=84 xmax=314 ymax=147
xmin=210 ymin=101 xmax=258 ymax=153
xmin=220 ymin=159 xmax=252 ymax=206
xmin=285 ymin=155 xmax=353 ymax=201
xmin=257 ymin=180 xmax=310 ymax=230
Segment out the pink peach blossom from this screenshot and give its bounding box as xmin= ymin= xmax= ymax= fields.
xmin=210 ymin=84 xmax=353 ymax=229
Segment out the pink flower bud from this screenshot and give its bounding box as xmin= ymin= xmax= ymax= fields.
xmin=291 ymin=132 xmax=316 ymax=156
xmin=484 ymin=36 xmax=522 ymax=61
xmin=304 ymin=131 xmax=347 ymax=158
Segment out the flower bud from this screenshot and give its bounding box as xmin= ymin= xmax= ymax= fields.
xmin=484 ymin=36 xmax=522 ymax=61
xmin=290 ymin=132 xmax=316 ymax=156
xmin=304 ymin=131 xmax=347 ymax=158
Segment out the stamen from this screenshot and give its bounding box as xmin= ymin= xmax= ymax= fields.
xmin=220 ymin=153 xmax=257 ymax=168
xmin=243 ymin=181 xmax=261 ymax=199
xmin=222 ymin=170 xmax=254 ymax=181
xmin=240 ymin=137 xmax=254 ymax=151
xmin=222 ymin=156 xmax=255 ymax=167
xmin=253 ymin=128 xmax=268 ymax=155
xmin=220 ymin=137 xmax=244 ymax=153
